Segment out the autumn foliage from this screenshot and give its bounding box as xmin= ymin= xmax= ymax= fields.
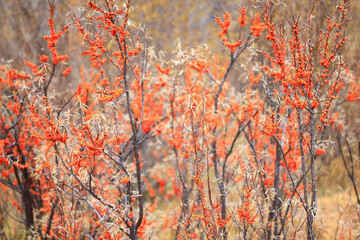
xmin=0 ymin=0 xmax=359 ymax=239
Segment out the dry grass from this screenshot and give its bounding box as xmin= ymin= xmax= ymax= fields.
xmin=316 ymin=157 xmax=360 ymax=239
